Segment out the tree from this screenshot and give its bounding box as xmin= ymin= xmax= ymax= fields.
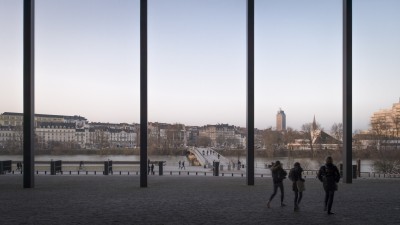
xmin=262 ymin=128 xmax=282 ymax=152
xmin=390 ymin=113 xmax=400 ymax=150
xmin=282 ymin=127 xmax=301 ymax=145
xmin=330 ymin=123 xmax=343 ymax=150
xmin=216 ymin=135 xmax=225 ymax=147
xmin=371 ymin=117 xmax=389 ymax=151
xmin=197 ymin=136 xmax=211 ymax=147
xmin=226 ymin=137 xmax=239 ymax=149
xmin=301 ymin=122 xmax=321 ymax=158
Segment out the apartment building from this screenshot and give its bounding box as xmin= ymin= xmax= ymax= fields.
xmin=370 ymin=101 xmax=400 ymax=137
xmin=276 ymin=108 xmax=286 ymax=131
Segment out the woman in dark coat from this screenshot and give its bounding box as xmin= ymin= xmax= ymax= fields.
xmin=267 ymin=161 xmax=287 ymax=208
xmin=317 ymin=156 xmax=340 ymax=215
xmin=289 ymin=162 xmax=305 ymax=211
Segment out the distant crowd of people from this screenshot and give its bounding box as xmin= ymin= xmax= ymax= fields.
xmin=266 ymin=156 xmax=340 ymax=215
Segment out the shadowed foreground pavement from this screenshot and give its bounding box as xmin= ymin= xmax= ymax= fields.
xmin=0 ymin=175 xmax=399 ymax=225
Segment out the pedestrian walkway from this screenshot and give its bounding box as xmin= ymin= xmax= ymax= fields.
xmin=0 ymin=175 xmax=399 ymax=224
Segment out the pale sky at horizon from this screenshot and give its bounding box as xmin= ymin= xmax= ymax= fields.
xmin=0 ymin=0 xmax=399 ymax=131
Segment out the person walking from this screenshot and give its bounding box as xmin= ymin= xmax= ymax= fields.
xmin=317 ymin=156 xmax=340 ymax=215
xmin=179 ymin=161 xmax=181 ymax=170
xmin=267 ymin=161 xmax=287 ymax=208
xmin=182 ymin=161 xmax=185 ymax=170
xmin=289 ymin=162 xmax=305 ymax=211
xmin=151 ymin=164 xmax=154 ymax=175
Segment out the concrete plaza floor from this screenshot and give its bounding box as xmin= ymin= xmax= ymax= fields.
xmin=0 ymin=175 xmax=399 ymax=225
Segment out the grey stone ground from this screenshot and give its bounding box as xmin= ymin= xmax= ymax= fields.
xmin=0 ymin=175 xmax=399 ymax=225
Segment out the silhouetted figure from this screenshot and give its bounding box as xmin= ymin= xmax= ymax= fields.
xmin=148 ymin=164 xmax=151 ymax=175
xmin=179 ymin=161 xmax=181 ymax=169
xmin=182 ymin=161 xmax=185 ymax=170
xmin=79 ymin=161 xmax=84 ymax=170
xmin=217 ymin=154 xmax=220 ymax=159
xmin=267 ymin=161 xmax=287 ymax=208
xmin=202 ymin=150 xmax=205 ymax=155
xmin=317 ymin=156 xmax=340 ymax=215
xmin=151 ymin=164 xmax=154 ymax=175
xmin=289 ymin=162 xmax=305 ymax=211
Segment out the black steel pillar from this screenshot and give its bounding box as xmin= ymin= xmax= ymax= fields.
xmin=343 ymin=0 xmax=352 ymax=183
xmin=246 ymin=0 xmax=255 ymax=186
xmin=23 ymin=0 xmax=35 ymax=188
xmin=140 ymin=0 xmax=148 ymax=188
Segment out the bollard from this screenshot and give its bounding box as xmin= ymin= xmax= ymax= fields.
xmin=78 ymin=171 xmax=80 ymax=175
xmin=179 ymin=171 xmax=181 ymax=175
xmin=158 ymin=161 xmax=164 ymax=176
xmin=196 ymin=172 xmax=198 ymax=175
xmin=86 ymin=171 xmax=88 ymax=175
xmin=352 ymin=165 xmax=357 ymax=179
xmin=70 ymin=171 xmax=71 ymax=175
xmin=261 ymin=174 xmax=263 ymax=178
xmin=120 ymin=171 xmax=122 ymax=175
xmin=95 ymin=171 xmax=96 ymax=175
xmin=170 ymin=171 xmax=172 ymax=175
xmin=232 ymin=173 xmax=234 ymax=177
xmin=128 ymin=171 xmax=130 ymax=175
xmin=213 ymin=161 xmax=220 ymax=176
xmin=187 ymin=171 xmax=189 ymax=175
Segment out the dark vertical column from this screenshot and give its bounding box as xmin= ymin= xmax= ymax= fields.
xmin=23 ymin=0 xmax=35 ymax=188
xmin=140 ymin=0 xmax=148 ymax=187
xmin=343 ymin=0 xmax=352 ymax=184
xmin=246 ymin=0 xmax=255 ymax=186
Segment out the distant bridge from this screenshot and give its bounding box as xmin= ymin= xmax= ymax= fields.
xmin=188 ymin=147 xmax=235 ymax=170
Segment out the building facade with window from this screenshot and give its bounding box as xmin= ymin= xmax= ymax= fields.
xmin=276 ymin=108 xmax=286 ymax=131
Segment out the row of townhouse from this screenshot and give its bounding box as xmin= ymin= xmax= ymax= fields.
xmin=148 ymin=122 xmax=186 ymax=148
xmin=0 ymin=112 xmax=137 ymax=150
xmin=198 ymin=124 xmax=246 ymax=148
xmin=1 ymin=112 xmax=246 ymax=150
xmin=146 ymin=123 xmax=246 ymax=149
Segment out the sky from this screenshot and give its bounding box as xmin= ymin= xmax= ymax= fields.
xmin=0 ymin=0 xmax=399 ymax=131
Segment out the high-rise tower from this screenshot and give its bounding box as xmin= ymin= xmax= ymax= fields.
xmin=276 ymin=108 xmax=286 ymax=131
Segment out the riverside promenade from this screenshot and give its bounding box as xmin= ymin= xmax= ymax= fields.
xmin=0 ymin=175 xmax=399 ymax=225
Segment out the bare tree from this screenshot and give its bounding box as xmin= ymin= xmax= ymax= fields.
xmin=391 ymin=113 xmax=400 ymax=150
xmin=371 ymin=117 xmax=389 ymax=151
xmin=330 ymin=123 xmax=343 ymax=150
xmin=216 ymin=135 xmax=225 ymax=148
xmin=226 ymin=137 xmax=239 ymax=149
xmin=197 ymin=136 xmax=211 ymax=147
xmin=301 ymin=122 xmax=321 ymax=158
xmin=301 ymin=123 xmax=314 ymax=157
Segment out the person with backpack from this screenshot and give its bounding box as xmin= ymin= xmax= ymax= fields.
xmin=317 ymin=156 xmax=340 ymax=215
xmin=267 ymin=161 xmax=287 ymax=208
xmin=289 ymin=162 xmax=305 ymax=211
